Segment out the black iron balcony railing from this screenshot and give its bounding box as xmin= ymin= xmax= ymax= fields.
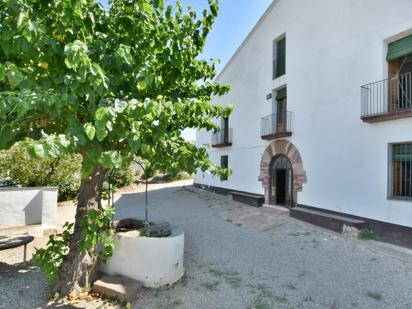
xmin=361 ymin=71 xmax=412 ymax=122
xmin=211 ymin=128 xmax=232 ymax=148
xmin=261 ymin=111 xmax=292 ymax=140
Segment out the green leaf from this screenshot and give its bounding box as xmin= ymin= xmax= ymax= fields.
xmin=84 ymin=123 xmax=96 ymax=140
xmin=64 ymin=40 xmax=89 ymax=70
xmin=17 ymin=12 xmax=28 ymax=30
xmin=115 ymin=44 xmax=133 ymax=66
xmin=96 ymin=127 xmax=108 ymax=141
xmin=95 ymin=107 xmax=109 ymax=122
xmin=114 ymin=99 xmax=127 ymax=113
xmin=100 ymin=151 xmax=122 ymax=168
xmin=33 ymin=144 xmax=45 ymax=158
xmin=7 ymin=65 xmax=24 ymax=89
xmin=0 ymin=64 xmax=5 ymax=81
xmin=141 ymin=143 xmax=151 ymax=155
xmin=0 ymin=125 xmax=16 ymax=149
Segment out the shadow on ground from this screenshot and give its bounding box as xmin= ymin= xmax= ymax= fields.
xmin=0 ymin=184 xmax=411 ymax=309
xmin=112 ymin=185 xmax=412 ymax=309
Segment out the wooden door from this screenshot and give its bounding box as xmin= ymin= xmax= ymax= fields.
xmin=388 ymin=59 xmax=400 ymax=112
xmin=221 ymin=117 xmax=229 ymax=144
xmin=276 ymin=97 xmax=287 ymax=133
xmin=284 ymin=169 xmax=293 ymax=207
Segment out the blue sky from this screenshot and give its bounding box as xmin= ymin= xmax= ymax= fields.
xmin=99 ymin=0 xmax=272 ymax=140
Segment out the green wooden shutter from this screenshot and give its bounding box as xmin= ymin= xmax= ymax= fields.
xmin=276 ymin=37 xmax=286 ymax=77
xmin=276 ymin=87 xmax=287 ymax=100
xmin=393 ymin=143 xmax=412 ymax=161
xmin=387 ymin=35 xmax=412 ymax=61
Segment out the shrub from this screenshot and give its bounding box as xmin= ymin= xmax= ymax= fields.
xmin=109 ymin=164 xmax=135 ymax=188
xmin=54 ymin=178 xmax=81 ymax=202
xmin=32 ymin=222 xmax=73 ymax=283
xmin=358 ymin=229 xmax=386 ymax=242
xmin=0 ymin=146 xmax=82 ymax=201
xmin=150 ymin=171 xmax=193 ymax=183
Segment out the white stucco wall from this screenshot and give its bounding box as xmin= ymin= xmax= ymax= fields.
xmin=195 ymin=0 xmax=412 ymax=227
xmin=0 ymin=187 xmax=58 ymax=227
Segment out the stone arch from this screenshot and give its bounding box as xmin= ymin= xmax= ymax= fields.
xmin=258 ymin=140 xmax=307 ymax=207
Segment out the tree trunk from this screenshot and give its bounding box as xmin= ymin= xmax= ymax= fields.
xmin=53 ymin=165 xmax=107 ymax=298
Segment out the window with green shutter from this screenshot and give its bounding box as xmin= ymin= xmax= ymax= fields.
xmin=275 ymin=37 xmax=286 ymax=78
xmin=390 ymin=143 xmax=412 ymax=199
xmin=387 ymin=35 xmax=412 ymax=61
xmin=276 ymin=87 xmax=287 ymax=101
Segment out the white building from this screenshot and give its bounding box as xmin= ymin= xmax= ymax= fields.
xmin=195 ymin=0 xmax=412 ymax=246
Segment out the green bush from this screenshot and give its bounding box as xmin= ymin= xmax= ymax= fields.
xmin=0 ymin=146 xmax=82 ymax=201
xmin=109 ymin=165 xmax=135 ymax=188
xmin=54 ymin=178 xmax=81 ymax=202
xmin=150 ymin=171 xmax=193 ymax=183
xmin=357 ymin=229 xmax=386 ymax=242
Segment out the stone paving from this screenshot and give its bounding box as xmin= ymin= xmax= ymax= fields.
xmin=222 ymin=204 xmax=290 ymax=232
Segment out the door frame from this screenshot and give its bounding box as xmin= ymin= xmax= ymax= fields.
xmin=269 ymin=154 xmax=293 ymax=207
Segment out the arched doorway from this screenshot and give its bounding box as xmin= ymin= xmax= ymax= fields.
xmin=269 ymin=155 xmax=293 ymax=207
xmin=258 ymin=140 xmax=307 ymax=207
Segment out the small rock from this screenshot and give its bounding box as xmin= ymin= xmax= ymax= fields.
xmin=42 ymin=228 xmax=58 ymax=236
xmin=342 ymin=225 xmax=359 ymax=238
xmin=93 ymin=275 xmax=142 ymax=302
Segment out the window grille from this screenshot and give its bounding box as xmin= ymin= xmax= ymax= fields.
xmin=220 ymin=155 xmax=228 ymax=181
xmin=390 ymin=143 xmax=412 ymax=198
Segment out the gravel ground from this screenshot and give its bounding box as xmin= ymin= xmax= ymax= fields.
xmin=114 ymin=184 xmax=412 ymax=309
xmin=1 ymin=181 xmax=412 ymax=309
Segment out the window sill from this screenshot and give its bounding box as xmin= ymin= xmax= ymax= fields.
xmin=211 ymin=142 xmax=232 ymax=148
xmin=273 ymin=73 xmax=285 ymax=80
xmin=261 ymin=132 xmax=292 ymax=141
xmin=272 ymin=74 xmax=286 ymax=91
xmin=387 ymin=196 xmax=412 ymax=202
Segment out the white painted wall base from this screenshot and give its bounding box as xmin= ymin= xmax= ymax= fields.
xmin=101 ymin=229 xmax=184 ymax=288
xmin=0 ymin=187 xmax=58 ymax=227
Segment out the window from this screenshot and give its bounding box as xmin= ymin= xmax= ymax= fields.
xmin=220 ymin=155 xmax=228 ymax=181
xmin=274 ymin=87 xmax=287 ymax=132
xmin=221 ymin=117 xmax=228 ymax=131
xmin=387 ymin=34 xmax=412 ymax=62
xmin=389 ymin=143 xmax=412 ymax=199
xmin=387 ymin=35 xmax=412 ymax=111
xmin=221 ymin=117 xmax=229 ymax=144
xmin=273 ymin=36 xmax=286 ymax=79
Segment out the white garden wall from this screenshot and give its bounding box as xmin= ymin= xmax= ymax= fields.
xmin=0 ymin=187 xmax=58 ymax=227
xmin=196 ymin=0 xmax=412 ymax=227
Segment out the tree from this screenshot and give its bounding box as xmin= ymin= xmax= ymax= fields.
xmin=0 ymin=0 xmax=231 ymax=297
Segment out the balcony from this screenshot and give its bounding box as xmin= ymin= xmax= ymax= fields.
xmin=361 ymin=72 xmax=412 ymax=123
xmin=211 ymin=128 xmax=232 ymax=148
xmin=261 ymin=111 xmax=292 ymax=140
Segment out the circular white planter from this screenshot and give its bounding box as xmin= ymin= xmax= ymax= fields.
xmin=101 ymin=228 xmax=184 ymax=288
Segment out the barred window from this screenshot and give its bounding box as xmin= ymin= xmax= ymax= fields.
xmin=390 ymin=143 xmax=412 ymax=198
xmin=220 ymin=155 xmax=228 ymax=181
